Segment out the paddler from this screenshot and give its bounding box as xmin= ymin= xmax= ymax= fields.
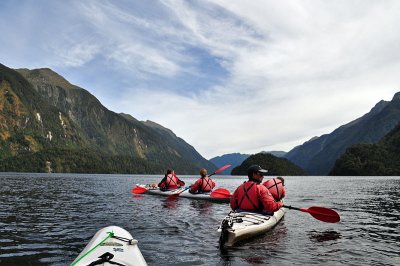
xmin=189 ymin=168 xmax=216 ymax=194
xmin=262 ymin=176 xmax=286 ymax=201
xmin=158 ymin=169 xmax=185 ymax=191
xmin=230 ymin=165 xmax=283 ymax=214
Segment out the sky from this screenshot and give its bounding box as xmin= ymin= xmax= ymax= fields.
xmin=1 ymin=0 xmax=399 ymax=159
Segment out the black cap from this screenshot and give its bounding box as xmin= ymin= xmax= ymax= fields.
xmin=247 ymin=165 xmax=268 ymax=178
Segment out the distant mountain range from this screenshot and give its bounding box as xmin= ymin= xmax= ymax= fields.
xmin=284 ymin=92 xmax=400 ymax=175
xmin=0 ymin=63 xmax=216 ymax=174
xmin=330 ymin=122 xmax=400 ymax=175
xmin=2 ymin=62 xmax=399 ymax=176
xmin=231 ymin=153 xmax=306 ymax=176
xmin=210 ymin=151 xmax=286 ymax=175
xmin=214 ymin=93 xmax=400 ymax=176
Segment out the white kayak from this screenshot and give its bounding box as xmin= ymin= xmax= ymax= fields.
xmin=136 ymin=184 xmax=230 ymax=203
xmin=218 ymin=208 xmax=286 ymax=247
xmin=71 ymin=226 xmax=147 ymax=266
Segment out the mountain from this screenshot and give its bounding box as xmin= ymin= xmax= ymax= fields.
xmin=284 ymin=92 xmax=400 ymax=175
xmin=261 ymin=151 xmax=287 ymax=157
xmin=0 ymin=63 xmax=216 ymax=173
xmin=330 ymin=122 xmax=400 ymax=175
xmin=210 ymin=150 xmax=287 ymax=175
xmin=231 ymin=153 xmax=306 ymax=176
xmin=209 ymin=153 xmax=250 ymax=175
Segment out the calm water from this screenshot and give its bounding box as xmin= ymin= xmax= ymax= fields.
xmin=0 ymin=174 xmax=399 ymax=266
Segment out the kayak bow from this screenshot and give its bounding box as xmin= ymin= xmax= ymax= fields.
xmin=71 ymin=226 xmax=147 ymax=266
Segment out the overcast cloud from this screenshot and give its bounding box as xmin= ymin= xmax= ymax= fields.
xmin=1 ymin=0 xmax=399 ymax=159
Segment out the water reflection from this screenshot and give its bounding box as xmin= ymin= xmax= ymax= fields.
xmin=162 ymin=197 xmax=178 ymax=209
xmin=242 ymin=256 xmax=265 ymax=264
xmin=190 ymin=201 xmax=212 ymax=215
xmin=309 ymin=230 xmax=341 ymax=242
xmin=1 ymin=174 xmax=399 ymax=265
xmin=131 ymin=194 xmax=145 ymax=199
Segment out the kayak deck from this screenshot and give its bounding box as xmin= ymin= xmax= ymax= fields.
xmin=71 ymin=226 xmax=147 ymax=266
xmin=218 ymin=208 xmax=285 ymax=247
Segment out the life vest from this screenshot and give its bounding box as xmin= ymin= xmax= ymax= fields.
xmin=160 ymin=174 xmax=180 ymax=190
xmin=199 ymin=176 xmax=214 ymax=192
xmin=189 ymin=176 xmax=215 ymax=193
xmin=263 ymin=178 xmax=285 ymax=201
xmin=234 ymin=181 xmax=262 ymax=211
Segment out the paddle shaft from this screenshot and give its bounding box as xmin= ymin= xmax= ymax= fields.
xmin=208 ymin=172 xmax=219 ymax=178
xmin=284 ymin=205 xmax=302 ymax=211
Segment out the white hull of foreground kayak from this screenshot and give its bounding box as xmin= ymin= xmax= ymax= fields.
xmin=218 ymin=208 xmax=285 ymax=247
xmin=71 ymin=226 xmax=147 ymax=266
xmin=136 ymin=184 xmax=230 ymax=203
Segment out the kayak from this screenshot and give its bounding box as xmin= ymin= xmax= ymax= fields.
xmin=218 ymin=208 xmax=286 ymax=247
xmin=135 ymin=184 xmax=230 ymax=203
xmin=71 ymin=226 xmax=147 ymax=266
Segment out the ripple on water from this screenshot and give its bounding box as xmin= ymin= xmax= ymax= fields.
xmin=0 ymin=174 xmax=399 ymax=266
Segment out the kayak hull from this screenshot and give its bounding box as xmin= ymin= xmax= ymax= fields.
xmin=136 ymin=184 xmax=230 ymax=203
xmin=218 ymin=208 xmax=285 ymax=247
xmin=71 ymin=226 xmax=147 ymax=266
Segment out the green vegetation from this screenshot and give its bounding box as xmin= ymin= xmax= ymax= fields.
xmin=0 ymin=148 xmax=167 ymax=174
xmin=0 ymin=63 xmax=217 ymax=174
xmin=285 ymin=93 xmax=400 ymax=175
xmin=330 ymin=122 xmax=400 ymax=175
xmin=231 ymin=153 xmax=306 ymax=176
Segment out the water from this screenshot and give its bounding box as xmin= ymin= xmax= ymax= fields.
xmin=0 ymin=174 xmax=399 ymax=265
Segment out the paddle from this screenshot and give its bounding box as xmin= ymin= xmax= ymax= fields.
xmin=208 ymin=164 xmax=232 ymax=177
xmin=131 ymin=186 xmax=149 ymax=194
xmin=167 ymin=186 xmax=190 ymax=199
xmin=210 ymin=188 xmax=232 ymax=198
xmin=284 ymin=205 xmax=340 ymax=223
xmin=168 ymin=164 xmax=232 ymax=199
xmin=208 ymin=189 xmax=340 ymax=223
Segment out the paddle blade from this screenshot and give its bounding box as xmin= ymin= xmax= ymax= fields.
xmin=131 ymin=187 xmax=148 ymax=194
xmin=214 ymin=164 xmax=232 ymax=175
xmin=302 ymin=206 xmax=341 ymax=223
xmin=167 ymin=187 xmax=190 ymax=199
xmin=210 ymin=188 xmax=232 ymax=199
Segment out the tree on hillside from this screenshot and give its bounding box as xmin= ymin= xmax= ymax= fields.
xmin=231 ymin=153 xmax=306 ymax=176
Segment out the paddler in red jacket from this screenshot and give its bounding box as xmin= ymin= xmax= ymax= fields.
xmin=263 ymin=176 xmax=286 ymax=201
xmin=158 ymin=169 xmax=185 ymax=191
xmin=230 ymin=165 xmax=283 ymax=214
xmin=189 ymin=168 xmax=216 ymax=194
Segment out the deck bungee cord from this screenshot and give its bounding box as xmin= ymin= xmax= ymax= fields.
xmin=71 ymin=231 xmax=115 ymax=266
xmin=71 ymin=231 xmax=137 ymax=266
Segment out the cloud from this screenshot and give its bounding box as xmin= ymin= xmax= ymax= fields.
xmin=1 ymin=0 xmax=400 ymax=159
xmin=46 ymin=40 xmax=100 ymax=68
xmin=115 ymin=0 xmax=400 ymax=158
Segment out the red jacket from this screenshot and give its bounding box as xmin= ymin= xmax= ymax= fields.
xmin=263 ymin=178 xmax=286 ymax=201
xmin=158 ymin=174 xmax=185 ymax=191
xmin=230 ymin=181 xmax=283 ymax=213
xmin=189 ymin=176 xmax=216 ymax=193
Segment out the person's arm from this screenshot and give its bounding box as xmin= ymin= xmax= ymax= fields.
xmin=280 ymin=187 xmax=286 ymax=200
xmin=158 ymin=177 xmax=167 ymax=188
xmin=189 ymin=179 xmax=200 ymax=193
xmin=258 ymin=185 xmax=283 ymax=213
xmin=211 ymin=179 xmax=216 ymax=189
xmin=230 ymin=189 xmax=238 ymax=210
xmin=177 ymin=178 xmax=185 ymax=186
